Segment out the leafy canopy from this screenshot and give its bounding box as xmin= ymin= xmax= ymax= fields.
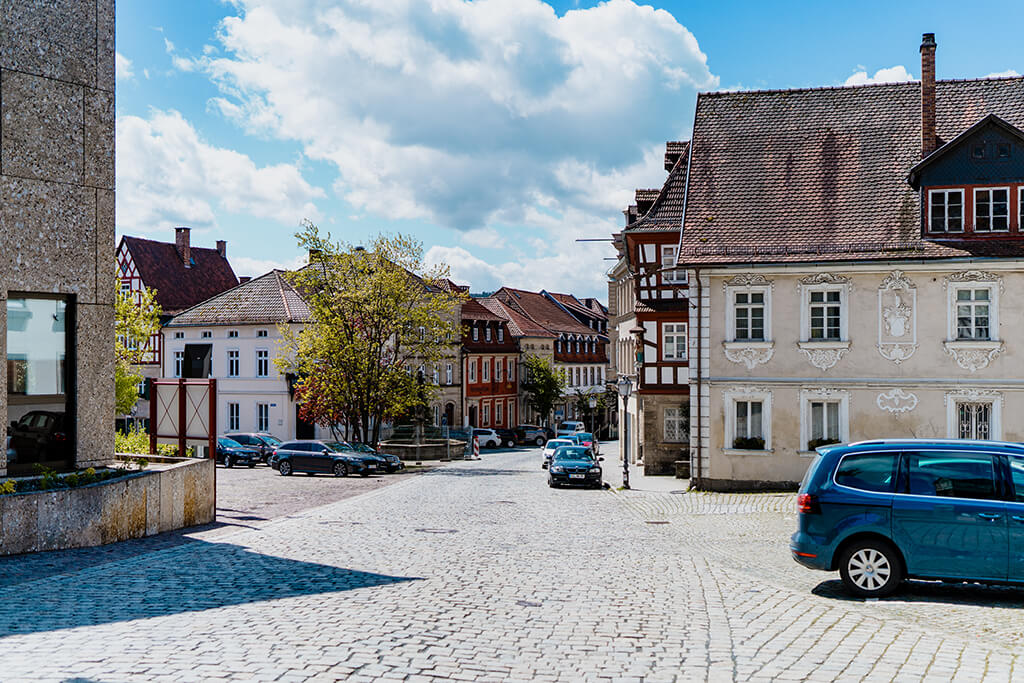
xmin=520 ymin=354 xmax=566 ymax=427
xmin=114 ymin=284 xmax=162 ymax=416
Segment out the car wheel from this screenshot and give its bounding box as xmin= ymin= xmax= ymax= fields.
xmin=279 ymin=460 xmax=293 ymax=476
xmin=333 ymin=462 xmax=347 ymax=477
xmin=248 ymin=463 xmax=255 ymax=468
xmin=839 ymin=539 xmax=903 ymax=598
xmin=224 ymin=455 xmax=233 ymax=468
xmin=535 ymin=436 xmax=544 ymax=447
xmin=306 ymin=471 xmax=315 ymax=476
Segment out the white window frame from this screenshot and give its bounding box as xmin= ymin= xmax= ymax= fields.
xmin=973 ymin=186 xmax=1011 ymax=233
xmin=726 ymin=286 xmax=771 ymax=342
xmin=508 ymin=359 xmax=515 ymax=383
xmin=1020 ymin=187 xmax=1024 ymax=232
xmin=228 ymin=330 xmax=238 ymax=338
xmin=173 ymin=350 xmax=184 ymax=378
xmin=228 ymin=402 xmax=240 ymax=432
xmin=173 ymin=331 xmax=184 ymax=340
xmin=660 ymin=244 xmax=687 ymax=284
xmin=472 ymin=326 xmax=479 ymax=342
xmin=663 ymin=406 xmax=687 ymax=443
xmin=256 ymin=349 xmax=269 ymax=377
xmin=432 ymin=365 xmax=440 ymax=385
xmin=498 ymin=328 xmax=504 ymax=342
xmin=256 ymin=329 xmax=268 ymax=338
xmin=799 ymin=389 xmax=850 ymax=455
xmin=201 ymin=330 xmax=212 ymax=339
xmin=800 ymin=284 xmax=849 ymax=342
xmin=928 ymin=189 xmax=964 ymax=233
xmin=496 ymin=401 xmax=503 ymax=425
xmin=945 ymin=389 xmax=1003 ymax=440
xmin=946 ymin=281 xmax=999 ymax=342
xmin=496 ymin=358 xmax=503 ymax=382
xmin=446 ymin=363 xmax=453 ymax=385
xmin=227 ymin=349 xmax=240 ymax=378
xmin=482 ymin=358 xmax=490 ymax=382
xmin=468 ymin=359 xmax=477 ymax=383
xmin=482 ymin=403 xmax=490 ymax=426
xmin=723 ymin=388 xmax=773 ymax=454
xmin=256 ymin=403 xmax=270 ymax=432
xmin=485 ymin=327 xmax=492 ymax=342
xmin=661 ymin=322 xmax=688 ymax=361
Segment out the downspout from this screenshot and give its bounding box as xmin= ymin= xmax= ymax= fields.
xmin=694 ymin=269 xmax=703 ymax=490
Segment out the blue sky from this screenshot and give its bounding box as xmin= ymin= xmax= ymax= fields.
xmin=115 ymin=1 xmax=1024 ymax=299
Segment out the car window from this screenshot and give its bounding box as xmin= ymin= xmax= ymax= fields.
xmin=834 ymin=452 xmax=897 ymax=493
xmin=904 ymin=450 xmax=999 ymax=500
xmin=230 ymin=435 xmax=249 ymax=444
xmin=291 ymin=443 xmax=311 ymax=452
xmin=553 ymin=447 xmax=593 ymax=461
xmin=278 ymin=442 xmax=299 ymax=451
xmin=1009 ymin=456 xmax=1024 ymax=502
xmin=262 ymin=435 xmax=282 ymax=446
xmin=219 ymin=437 xmax=243 ymax=448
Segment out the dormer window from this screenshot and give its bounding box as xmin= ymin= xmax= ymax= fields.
xmin=472 ymin=326 xmax=479 ymax=342
xmin=972 ymin=144 xmax=985 ymax=159
xmin=998 ymin=143 xmax=1011 ymax=159
xmin=929 ymin=189 xmax=963 ymax=233
xmin=974 ymin=188 xmax=1009 ymax=232
xmin=485 ymin=326 xmax=491 ymax=342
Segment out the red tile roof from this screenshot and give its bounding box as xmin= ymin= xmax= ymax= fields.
xmin=495 ymin=287 xmax=596 ymax=337
xmin=165 ymin=270 xmax=310 ymax=326
xmin=678 ymin=77 xmax=1024 ymax=265
xmin=122 ymin=236 xmax=239 ymax=314
xmin=545 ymin=291 xmax=608 ymax=323
xmin=461 ymin=298 xmax=504 ymax=322
xmin=625 ymin=141 xmax=688 ymax=233
xmin=477 ymin=297 xmax=552 ymax=338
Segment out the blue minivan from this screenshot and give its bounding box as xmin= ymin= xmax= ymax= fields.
xmin=792 ymin=439 xmax=1024 ymax=597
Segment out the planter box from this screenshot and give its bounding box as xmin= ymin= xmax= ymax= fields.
xmin=0 ymin=458 xmax=215 ymax=556
xmin=378 ymin=440 xmax=467 ymax=461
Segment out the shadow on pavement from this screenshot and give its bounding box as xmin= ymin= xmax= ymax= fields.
xmin=812 ymin=578 xmax=1024 ymax=607
xmin=0 ymin=538 xmax=420 ymax=638
xmin=428 ymin=467 xmax=524 ymax=477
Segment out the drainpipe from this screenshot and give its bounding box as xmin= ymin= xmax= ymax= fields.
xmin=694 ymin=269 xmax=703 ymax=490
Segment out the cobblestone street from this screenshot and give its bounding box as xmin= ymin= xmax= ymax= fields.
xmin=3 ymin=446 xmax=1024 ymax=681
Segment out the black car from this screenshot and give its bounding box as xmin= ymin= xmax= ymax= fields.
xmin=271 ymin=440 xmax=377 ymax=477
xmin=494 ymin=428 xmax=517 ymax=448
xmin=346 ymin=442 xmax=405 ymax=473
xmin=225 ymin=432 xmax=282 ymax=464
xmin=217 ymin=437 xmax=262 ymax=468
xmin=515 ymin=424 xmax=554 ymax=447
xmin=8 ymin=411 xmax=71 ymax=465
xmin=547 ymin=446 xmax=603 ymax=489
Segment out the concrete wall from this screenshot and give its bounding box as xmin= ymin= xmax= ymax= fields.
xmin=0 ymin=0 xmax=116 ymax=476
xmin=0 ymin=458 xmax=215 ymax=556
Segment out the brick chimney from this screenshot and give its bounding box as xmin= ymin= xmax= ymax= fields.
xmin=175 ymin=227 xmax=191 ymax=268
xmin=216 ymin=239 xmax=227 ymax=259
xmin=920 ymin=32 xmax=937 ymax=158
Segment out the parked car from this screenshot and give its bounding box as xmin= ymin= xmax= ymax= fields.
xmin=8 ymin=411 xmax=71 ymax=464
xmin=494 ymin=428 xmax=517 ymax=448
xmin=216 ymin=437 xmax=262 ymax=468
xmin=271 ymin=440 xmax=377 ymax=477
xmin=547 ymin=446 xmax=603 ymax=488
xmin=343 ymin=442 xmax=405 ymax=473
xmin=472 ymin=428 xmax=501 ymax=449
xmin=515 ymin=424 xmax=554 ymax=446
xmin=225 ymin=432 xmax=282 ymax=464
xmin=791 ymin=438 xmax=1024 ymax=598
xmin=555 ymin=421 xmax=586 ymax=438
xmin=575 ymin=432 xmax=599 ymax=454
xmin=541 ymin=438 xmax=575 ymax=469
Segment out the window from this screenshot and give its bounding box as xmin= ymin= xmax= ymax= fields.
xmin=257 ymin=403 xmax=270 ymax=432
xmin=508 ymin=359 xmax=515 ymax=383
xmin=662 ymin=323 xmax=687 ymax=361
xmin=955 ymin=288 xmax=990 ymax=340
xmin=1008 ymin=456 xmax=1024 ymax=502
xmin=228 ymin=403 xmax=240 ymax=431
xmin=998 ymin=143 xmax=1011 ymax=159
xmin=664 ymin=406 xmax=687 ymax=442
xmin=496 ymin=359 xmax=503 ymax=382
xmin=485 ymin=327 xmax=492 ymax=342
xmin=119 ymin=280 xmax=131 ymax=296
xmin=929 ymin=189 xmax=963 ymax=233
xmin=905 ymin=451 xmax=998 ymax=500
xmin=733 ymin=401 xmax=764 ymax=449
xmin=957 ymin=402 xmax=991 ymax=440
xmin=201 ymin=331 xmax=212 ymax=339
xmin=257 ymin=330 xmax=268 ymax=338
xmin=472 ymin=326 xmax=479 ymax=342
xmin=446 ymin=363 xmax=453 ymax=385
xmin=256 ymin=349 xmax=269 ymax=377
xmin=809 ymin=401 xmax=841 ymax=449
xmin=734 ymin=292 xmax=765 ymax=341
xmin=468 ymin=359 xmax=477 ymax=383
xmin=482 ymin=359 xmax=490 ymax=382
xmin=174 ymin=351 xmax=184 ymax=378
xmin=834 ymin=453 xmax=896 ymax=493
xmin=809 ymin=290 xmax=842 ymax=340
xmin=661 ymin=244 xmax=686 ymax=283
xmin=498 ymin=328 xmax=504 ymax=342
xmin=575 ymin=341 xmax=580 ymax=353
xmin=174 ymin=331 xmax=184 ymax=340
xmin=556 ymin=339 xmax=561 ymax=353
xmin=432 ymin=365 xmax=440 ymax=385
xmin=482 ymin=403 xmax=490 ymax=425
xmin=972 ymin=144 xmax=986 ymax=159
xmin=227 ymin=349 xmax=239 ymax=377
xmin=228 ymin=330 xmax=238 ymax=338
xmin=974 ymin=188 xmax=1009 ymax=232
xmin=496 ymin=402 xmax=503 ymax=425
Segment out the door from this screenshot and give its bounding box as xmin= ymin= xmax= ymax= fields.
xmin=892 ymin=450 xmax=1007 ymax=581
xmin=1004 ymin=455 xmax=1024 ymax=580
xmin=444 ymin=403 xmax=455 ymax=428
xmin=289 ymin=443 xmax=314 ymax=471
xmin=296 ymin=405 xmax=316 ymax=439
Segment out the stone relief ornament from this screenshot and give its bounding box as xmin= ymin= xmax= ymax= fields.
xmin=943 ymin=342 xmax=1004 ymax=372
xmin=943 ymin=387 xmax=1001 ymax=406
xmin=796 ymin=272 xmax=852 ymax=290
xmin=723 ymin=273 xmax=774 ymax=291
xmin=876 ymin=388 xmax=918 ymax=414
xmin=942 ymin=270 xmax=1004 ymax=293
xmin=797 ymin=342 xmax=850 ymax=371
xmin=723 ymin=342 xmax=774 ymax=370
xmin=877 ymin=271 xmax=917 ymax=364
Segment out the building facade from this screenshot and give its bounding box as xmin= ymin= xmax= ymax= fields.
xmin=2 ymin=0 xmax=116 ymax=476
xmin=461 ymin=299 xmax=518 ymax=429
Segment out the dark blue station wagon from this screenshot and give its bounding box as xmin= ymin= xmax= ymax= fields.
xmin=792 ymin=439 xmax=1024 ymax=597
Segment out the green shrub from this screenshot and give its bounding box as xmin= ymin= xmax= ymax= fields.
xmin=115 ymin=425 xmax=151 ymax=455
xmin=807 ymin=437 xmax=841 ymax=451
xmin=0 ymin=479 xmax=15 ymax=495
xmin=732 ymin=436 xmax=766 ymax=450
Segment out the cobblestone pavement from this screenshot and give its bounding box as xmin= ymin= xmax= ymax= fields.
xmin=3 ymin=449 xmax=1024 ymax=681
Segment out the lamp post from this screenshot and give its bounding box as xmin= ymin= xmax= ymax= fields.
xmin=616 ymin=374 xmax=633 ymax=490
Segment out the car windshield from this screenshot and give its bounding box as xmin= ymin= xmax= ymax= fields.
xmin=553 ymin=447 xmax=593 ymax=461
xmin=219 ymin=437 xmax=243 ymax=448
xmin=351 ymin=443 xmax=375 ymax=453
xmin=558 ymin=423 xmax=578 ymax=431
xmin=577 ymin=433 xmax=593 ymax=441
xmin=323 ymin=441 xmax=351 ymax=452
xmin=261 ymin=435 xmax=282 ymax=446
xmin=546 ymin=440 xmax=572 ymax=449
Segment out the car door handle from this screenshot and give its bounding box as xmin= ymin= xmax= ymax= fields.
xmin=1012 ymin=516 xmax=1024 ymax=523
xmin=978 ymin=513 xmax=1002 ymax=520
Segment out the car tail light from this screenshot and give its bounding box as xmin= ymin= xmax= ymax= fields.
xmin=53 ymin=432 xmax=67 ymax=443
xmin=797 ymin=493 xmax=820 ymax=515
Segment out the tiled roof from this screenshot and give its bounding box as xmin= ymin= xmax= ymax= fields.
xmin=625 ymin=141 xmax=689 ymax=233
xmin=495 ymin=287 xmax=597 ymax=337
xmin=477 ymin=296 xmax=553 ymax=338
xmin=166 ymin=270 xmax=310 ymax=327
xmin=122 ymin=236 xmax=239 ymax=314
xmin=678 ymin=77 xmax=1024 ymax=265
xmin=438 ymin=278 xmax=470 ymax=294
xmin=545 ymin=291 xmax=608 ymax=323
xmin=462 ymin=298 xmax=504 ymax=322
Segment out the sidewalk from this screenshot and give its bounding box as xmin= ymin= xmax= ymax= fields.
xmin=598 ymin=441 xmax=687 ymax=493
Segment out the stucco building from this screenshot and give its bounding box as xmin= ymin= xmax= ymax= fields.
xmin=2 ymin=0 xmax=116 ymax=477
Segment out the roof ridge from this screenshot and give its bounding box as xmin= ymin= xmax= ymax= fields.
xmin=276 ymin=271 xmax=293 ymax=321
xmin=697 ymin=74 xmax=1024 ymax=100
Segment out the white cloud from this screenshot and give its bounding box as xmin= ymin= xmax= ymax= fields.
xmin=115 ymin=52 xmax=134 ymax=81
xmin=187 ymin=0 xmax=715 ymax=231
xmin=844 ymin=65 xmax=915 ymax=86
xmin=987 ymin=69 xmax=1021 ymax=78
xmin=231 ymin=253 xmax=308 ymax=278
xmin=116 ymin=109 xmax=325 ymax=235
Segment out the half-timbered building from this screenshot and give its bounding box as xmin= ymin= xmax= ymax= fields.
xmin=461 ymin=298 xmax=519 ymax=429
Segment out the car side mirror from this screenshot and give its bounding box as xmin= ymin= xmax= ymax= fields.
xmin=598 ymin=457 xmax=604 ymax=461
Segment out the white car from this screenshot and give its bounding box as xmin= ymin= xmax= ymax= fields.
xmin=555 ymin=421 xmax=586 ymax=438
xmin=472 ymin=428 xmax=501 ymax=449
xmin=542 ymin=438 xmax=574 ymax=469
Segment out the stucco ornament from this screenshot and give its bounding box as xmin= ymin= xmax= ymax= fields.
xmin=943 ymin=387 xmax=1001 ymax=406
xmin=797 ymin=342 xmax=850 ymax=371
xmin=943 ymin=269 xmax=1005 ymax=293
xmin=876 ymin=388 xmax=918 ymax=413
xmin=723 ymin=342 xmax=774 ymax=369
xmin=723 ymin=273 xmax=774 ymax=291
xmin=877 ymin=271 xmax=918 ymax=364
xmin=796 ymin=272 xmax=852 ymax=290
xmin=943 ymin=342 xmax=1004 ymax=372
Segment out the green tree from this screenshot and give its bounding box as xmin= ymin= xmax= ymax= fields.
xmin=572 ymin=388 xmax=611 ymax=436
xmin=278 ymin=222 xmax=465 ymax=445
xmin=114 ymin=284 xmax=162 ymax=416
xmin=521 ymin=354 xmax=566 ymax=428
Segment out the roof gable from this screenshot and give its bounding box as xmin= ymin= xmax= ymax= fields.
xmin=625 ymin=141 xmax=688 ymax=234
xmin=121 ymin=236 xmax=239 ymax=314
xmin=908 ymin=114 xmax=1024 ymax=188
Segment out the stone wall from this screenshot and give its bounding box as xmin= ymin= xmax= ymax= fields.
xmin=0 ymin=458 xmax=214 ymax=556
xmin=640 ymin=394 xmax=689 ymax=475
xmin=0 ymin=0 xmax=116 ymax=477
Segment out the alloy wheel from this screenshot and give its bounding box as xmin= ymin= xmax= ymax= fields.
xmin=847 ymin=548 xmax=891 ymax=592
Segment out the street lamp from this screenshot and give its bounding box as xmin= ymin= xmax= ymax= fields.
xmin=616 ymin=374 xmax=633 ymax=490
